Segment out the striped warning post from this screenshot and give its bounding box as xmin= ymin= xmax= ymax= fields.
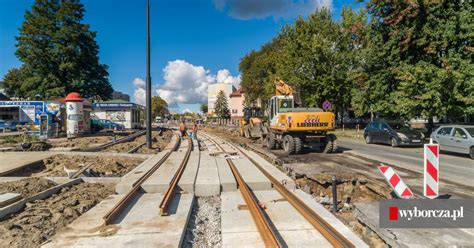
xmin=379 ymin=164 xmax=414 ymax=199
xmin=424 ymin=144 xmax=439 ymax=199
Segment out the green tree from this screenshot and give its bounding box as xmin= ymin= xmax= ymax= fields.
xmin=214 ymin=90 xmax=230 ymax=120
xmin=239 ymin=38 xmax=282 ymax=105
xmin=2 ymin=68 xmax=25 ymax=98
xmin=3 ymin=0 xmax=113 ymax=100
xmin=274 ymin=8 xmax=357 ymax=120
xmin=151 ymin=96 xmax=169 ymax=118
xmin=200 ymin=104 xmax=208 ymax=114
xmin=365 ymin=0 xmax=473 ymax=128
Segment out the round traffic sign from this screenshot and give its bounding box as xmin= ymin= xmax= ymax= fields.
xmin=322 ymin=100 xmax=332 ymax=110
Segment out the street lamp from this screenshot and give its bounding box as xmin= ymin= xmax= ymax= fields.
xmin=146 ymin=0 xmax=152 ymax=148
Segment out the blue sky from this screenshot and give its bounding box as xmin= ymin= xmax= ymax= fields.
xmin=0 ymin=0 xmax=363 ymax=112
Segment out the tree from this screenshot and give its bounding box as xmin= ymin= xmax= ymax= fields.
xmin=239 ymin=38 xmax=282 ymax=105
xmin=2 ymin=68 xmax=25 ymax=98
xmin=214 ymin=90 xmax=230 ymax=121
xmin=3 ymin=0 xmax=113 ymax=100
xmin=200 ymin=104 xmax=208 ymax=114
xmin=151 ymin=96 xmax=169 ymax=118
xmin=365 ymin=0 xmax=473 ymax=129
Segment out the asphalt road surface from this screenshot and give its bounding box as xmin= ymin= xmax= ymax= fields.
xmin=339 ymin=139 xmax=474 ymax=188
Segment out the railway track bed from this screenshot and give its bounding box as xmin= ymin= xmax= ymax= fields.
xmin=43 ymin=192 xmax=194 ymax=247
xmin=39 ymin=130 xmax=366 ymax=247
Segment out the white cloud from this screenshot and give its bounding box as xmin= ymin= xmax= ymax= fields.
xmin=181 ymin=108 xmax=192 ymax=114
xmin=133 ymin=78 xmax=146 ymax=106
xmin=214 ymin=0 xmax=332 ymax=20
xmin=217 ymin=69 xmax=241 ymax=87
xmin=155 ymin=60 xmax=240 ymax=106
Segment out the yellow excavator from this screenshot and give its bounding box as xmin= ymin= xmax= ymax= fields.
xmin=241 ymin=78 xmax=337 ymax=155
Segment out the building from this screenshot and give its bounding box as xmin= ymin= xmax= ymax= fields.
xmin=229 ymin=88 xmax=245 ymax=121
xmin=207 ymin=83 xmax=235 ymax=116
xmin=111 ymin=91 xmax=131 ymax=102
xmin=92 ymin=100 xmax=143 ymax=129
xmin=0 ymin=100 xmax=64 ymax=136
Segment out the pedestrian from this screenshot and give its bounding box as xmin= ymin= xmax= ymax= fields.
xmin=191 ymin=122 xmax=198 ymax=140
xmin=179 ymin=120 xmax=187 ymax=139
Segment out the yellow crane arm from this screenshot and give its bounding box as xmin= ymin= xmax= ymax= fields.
xmin=274 ymin=78 xmax=294 ymax=96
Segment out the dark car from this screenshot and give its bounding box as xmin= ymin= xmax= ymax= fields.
xmin=364 ymin=121 xmax=424 ymax=147
xmin=99 ymin=119 xmax=124 ymax=131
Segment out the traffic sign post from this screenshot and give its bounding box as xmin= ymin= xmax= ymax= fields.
xmin=322 ymin=100 xmax=332 ymax=110
xmin=424 ymin=143 xmax=439 ymax=199
xmin=379 ymin=164 xmax=414 ymax=199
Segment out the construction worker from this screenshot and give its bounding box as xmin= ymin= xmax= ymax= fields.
xmin=179 ymin=120 xmax=187 ymax=139
xmin=191 ymin=122 xmax=198 ymax=140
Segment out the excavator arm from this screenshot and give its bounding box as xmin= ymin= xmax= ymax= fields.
xmin=274 ymin=78 xmax=294 ymax=96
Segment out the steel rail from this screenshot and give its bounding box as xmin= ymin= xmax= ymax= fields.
xmin=227 ymin=159 xmax=283 ymax=247
xmin=80 ymin=130 xmax=146 ymax=152
xmin=203 ymin=134 xmax=282 ymax=248
xmin=102 ymin=133 xmax=180 ymax=226
xmin=206 ymin=133 xmax=355 ymax=248
xmin=159 ymin=137 xmax=193 ymax=215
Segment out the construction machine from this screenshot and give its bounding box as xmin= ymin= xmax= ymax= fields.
xmin=239 ymin=106 xmax=268 ymax=139
xmin=261 ymin=78 xmax=337 ymax=155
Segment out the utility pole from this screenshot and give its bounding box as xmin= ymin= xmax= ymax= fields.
xmin=146 ymin=0 xmax=152 ymax=148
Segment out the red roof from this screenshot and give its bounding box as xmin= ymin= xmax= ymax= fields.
xmin=229 ymin=88 xmax=242 ymax=97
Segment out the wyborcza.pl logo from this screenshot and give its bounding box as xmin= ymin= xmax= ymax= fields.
xmin=380 ymin=199 xmax=473 ymax=228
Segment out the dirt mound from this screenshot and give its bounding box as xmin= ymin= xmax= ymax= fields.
xmin=49 ymin=135 xmax=114 ymax=149
xmin=0 ymin=183 xmax=114 ymax=248
xmin=0 ymin=178 xmax=57 ymax=198
xmin=136 ymin=131 xmax=173 ymax=154
xmin=42 ymin=155 xmax=144 ymax=177
xmin=10 ymin=155 xmax=144 ymax=177
xmin=105 ymin=130 xmax=172 ymax=154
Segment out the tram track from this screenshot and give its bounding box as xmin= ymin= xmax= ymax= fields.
xmin=102 ymin=132 xmax=182 ymax=225
xmin=202 ymin=132 xmax=355 ymax=248
xmin=79 ymin=130 xmax=146 ymax=152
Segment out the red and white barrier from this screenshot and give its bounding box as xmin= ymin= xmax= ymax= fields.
xmin=424 ymin=144 xmax=439 ymax=199
xmin=379 ymin=164 xmax=414 ymax=199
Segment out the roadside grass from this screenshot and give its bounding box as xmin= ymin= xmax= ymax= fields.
xmin=330 ymin=128 xmax=365 ymax=141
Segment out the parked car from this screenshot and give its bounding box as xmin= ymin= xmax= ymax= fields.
xmin=364 ymin=121 xmax=424 ymax=147
xmin=0 ymin=120 xmax=19 ymax=131
xmin=99 ymin=119 xmax=124 ymax=131
xmin=430 ymin=125 xmax=474 ymax=159
xmin=90 ymin=118 xmax=104 ymax=133
xmin=5 ymin=121 xmax=18 ymax=131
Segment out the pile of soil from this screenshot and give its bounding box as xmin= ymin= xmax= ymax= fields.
xmin=203 ymin=126 xmax=249 ymax=145
xmin=105 ymin=130 xmax=172 ymax=154
xmin=9 ymin=155 xmax=144 ymax=177
xmin=0 ymin=134 xmax=32 ymax=149
xmin=0 ymin=178 xmax=57 ymax=198
xmin=0 ymin=183 xmax=113 ymax=248
xmin=136 ymin=131 xmax=173 ymax=154
xmin=49 ymin=135 xmax=114 ymax=149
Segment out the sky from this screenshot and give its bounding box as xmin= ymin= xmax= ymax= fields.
xmin=0 ymin=0 xmax=364 ymax=113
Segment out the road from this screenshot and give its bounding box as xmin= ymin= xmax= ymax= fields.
xmin=338 ymin=139 xmax=474 ymax=188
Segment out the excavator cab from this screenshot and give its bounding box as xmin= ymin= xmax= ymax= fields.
xmin=268 ymin=95 xmax=294 ymax=127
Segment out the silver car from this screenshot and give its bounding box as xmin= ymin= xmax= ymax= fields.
xmin=431 ymin=125 xmax=474 ymax=159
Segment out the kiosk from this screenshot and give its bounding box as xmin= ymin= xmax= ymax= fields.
xmin=65 ymin=92 xmax=84 ymax=138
